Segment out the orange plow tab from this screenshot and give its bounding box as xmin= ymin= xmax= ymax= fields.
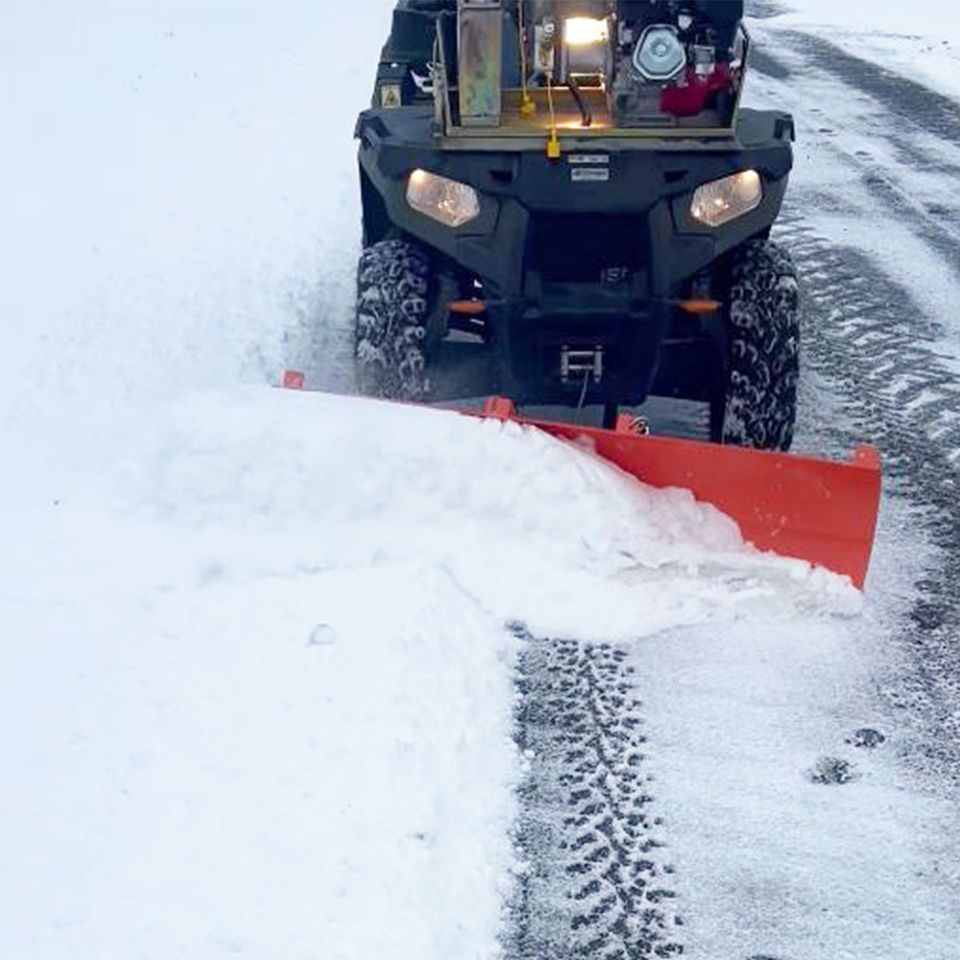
xmin=476 ymin=398 xmax=882 ymax=589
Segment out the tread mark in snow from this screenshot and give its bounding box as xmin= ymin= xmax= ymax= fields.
xmin=507 ymin=633 xmax=684 ymax=959
xmin=779 ymin=31 xmax=960 ymax=145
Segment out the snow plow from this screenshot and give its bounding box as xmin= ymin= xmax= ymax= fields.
xmin=340 ymin=0 xmax=882 ymax=587
xmin=283 ymin=373 xmax=880 ymax=588
xmin=476 ymin=396 xmax=881 ymax=588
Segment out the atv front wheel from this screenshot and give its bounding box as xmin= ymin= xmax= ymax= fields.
xmin=720 ymin=239 xmax=800 ymax=452
xmin=355 ymin=238 xmax=431 ymax=400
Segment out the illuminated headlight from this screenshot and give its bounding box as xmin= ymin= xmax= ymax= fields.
xmin=690 ymin=170 xmax=764 ymax=227
xmin=407 ymin=170 xmax=480 ymax=228
xmin=564 ymin=17 xmax=609 ymax=47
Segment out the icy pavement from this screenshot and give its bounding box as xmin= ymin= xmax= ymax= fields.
xmin=754 ymin=0 xmax=960 ymax=102
xmin=743 ymin=3 xmax=960 ymax=783
xmin=635 ymin=618 xmax=960 ymax=960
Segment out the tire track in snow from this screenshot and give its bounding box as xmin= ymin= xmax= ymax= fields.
xmin=750 ymin=29 xmax=960 ymax=284
xmin=508 ymin=633 xmax=684 ymax=960
xmin=777 ymin=31 xmax=960 ymax=146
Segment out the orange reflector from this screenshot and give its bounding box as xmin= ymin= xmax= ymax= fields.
xmin=677 ymin=299 xmax=723 ymax=315
xmin=448 ymin=300 xmax=487 ymax=317
xmin=281 ymin=370 xmax=306 ymax=390
xmin=476 ymin=397 xmax=881 ymax=589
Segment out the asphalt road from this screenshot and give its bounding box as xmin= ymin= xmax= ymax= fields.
xmin=508 ymin=15 xmax=960 ymax=958
xmin=750 ymin=19 xmax=960 ymax=786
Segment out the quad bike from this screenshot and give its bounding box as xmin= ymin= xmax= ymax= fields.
xmin=356 ymin=0 xmax=797 ymax=447
xmin=340 ymin=0 xmax=881 ymax=586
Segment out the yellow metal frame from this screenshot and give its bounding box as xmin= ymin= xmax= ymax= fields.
xmin=433 ymin=18 xmax=752 ymax=149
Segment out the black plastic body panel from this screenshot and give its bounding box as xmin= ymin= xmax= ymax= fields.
xmin=355 ymin=104 xmax=794 ymax=407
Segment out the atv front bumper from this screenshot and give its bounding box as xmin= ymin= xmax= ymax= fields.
xmin=356 ymin=106 xmax=793 ymax=406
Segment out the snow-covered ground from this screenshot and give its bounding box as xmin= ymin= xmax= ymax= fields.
xmin=638 ymin=587 xmax=960 ymax=959
xmin=3 ymin=2 xmax=960 ymax=959
xmin=743 ymin=10 xmax=960 ymax=380
xmin=0 ymin=385 xmax=858 ymax=958
xmin=764 ymin=0 xmax=960 ymax=101
xmin=0 ymin=0 xmax=367 ymax=503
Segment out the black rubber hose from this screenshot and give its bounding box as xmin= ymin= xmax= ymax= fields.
xmin=567 ymin=76 xmax=593 ymax=128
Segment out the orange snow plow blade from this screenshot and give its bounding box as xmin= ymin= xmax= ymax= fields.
xmin=477 ymin=398 xmax=882 ymax=589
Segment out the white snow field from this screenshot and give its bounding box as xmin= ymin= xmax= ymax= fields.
xmin=2 ymin=2 xmax=960 ymax=959
xmin=0 ymin=386 xmax=860 ymax=959
xmin=771 ymin=0 xmax=960 ymax=101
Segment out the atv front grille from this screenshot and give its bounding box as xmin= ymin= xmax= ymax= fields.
xmin=527 ymin=214 xmax=647 ymax=285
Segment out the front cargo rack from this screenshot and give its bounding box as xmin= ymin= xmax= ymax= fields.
xmin=430 ymin=9 xmax=753 ymax=144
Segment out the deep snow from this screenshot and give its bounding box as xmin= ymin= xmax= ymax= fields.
xmin=0 ymin=386 xmax=857 ymax=959
xmin=2 ymin=2 xmax=960 ymax=959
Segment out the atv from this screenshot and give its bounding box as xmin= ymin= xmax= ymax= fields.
xmin=354 ymin=0 xmax=799 ymax=450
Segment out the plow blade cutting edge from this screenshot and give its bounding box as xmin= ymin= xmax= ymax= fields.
xmin=476 ymin=398 xmax=882 ymax=589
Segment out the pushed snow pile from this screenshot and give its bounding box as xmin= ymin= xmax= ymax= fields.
xmin=2 ymin=386 xmax=856 ymax=960
xmin=127 ymin=388 xmax=860 ymax=640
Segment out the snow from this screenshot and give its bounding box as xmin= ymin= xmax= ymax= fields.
xmin=759 ymin=83 xmax=960 ymax=377
xmin=118 ymin=388 xmax=858 ymax=641
xmin=635 ymin=611 xmax=960 ymax=960
xmin=2 ymin=1 xmax=959 ymax=959
xmin=0 ymin=383 xmax=856 ymax=959
xmin=1 ymin=526 xmax=520 ymax=960
xmin=0 ymin=0 xmax=367 ymax=501
xmin=762 ymin=0 xmax=960 ymax=101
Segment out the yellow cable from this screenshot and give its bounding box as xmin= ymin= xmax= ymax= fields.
xmin=518 ymin=1 xmax=535 ymax=116
xmin=546 ymin=75 xmax=561 ymax=159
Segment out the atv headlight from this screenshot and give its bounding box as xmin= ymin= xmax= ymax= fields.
xmin=690 ymin=170 xmax=763 ymax=227
xmin=407 ymin=170 xmax=480 ymax=228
